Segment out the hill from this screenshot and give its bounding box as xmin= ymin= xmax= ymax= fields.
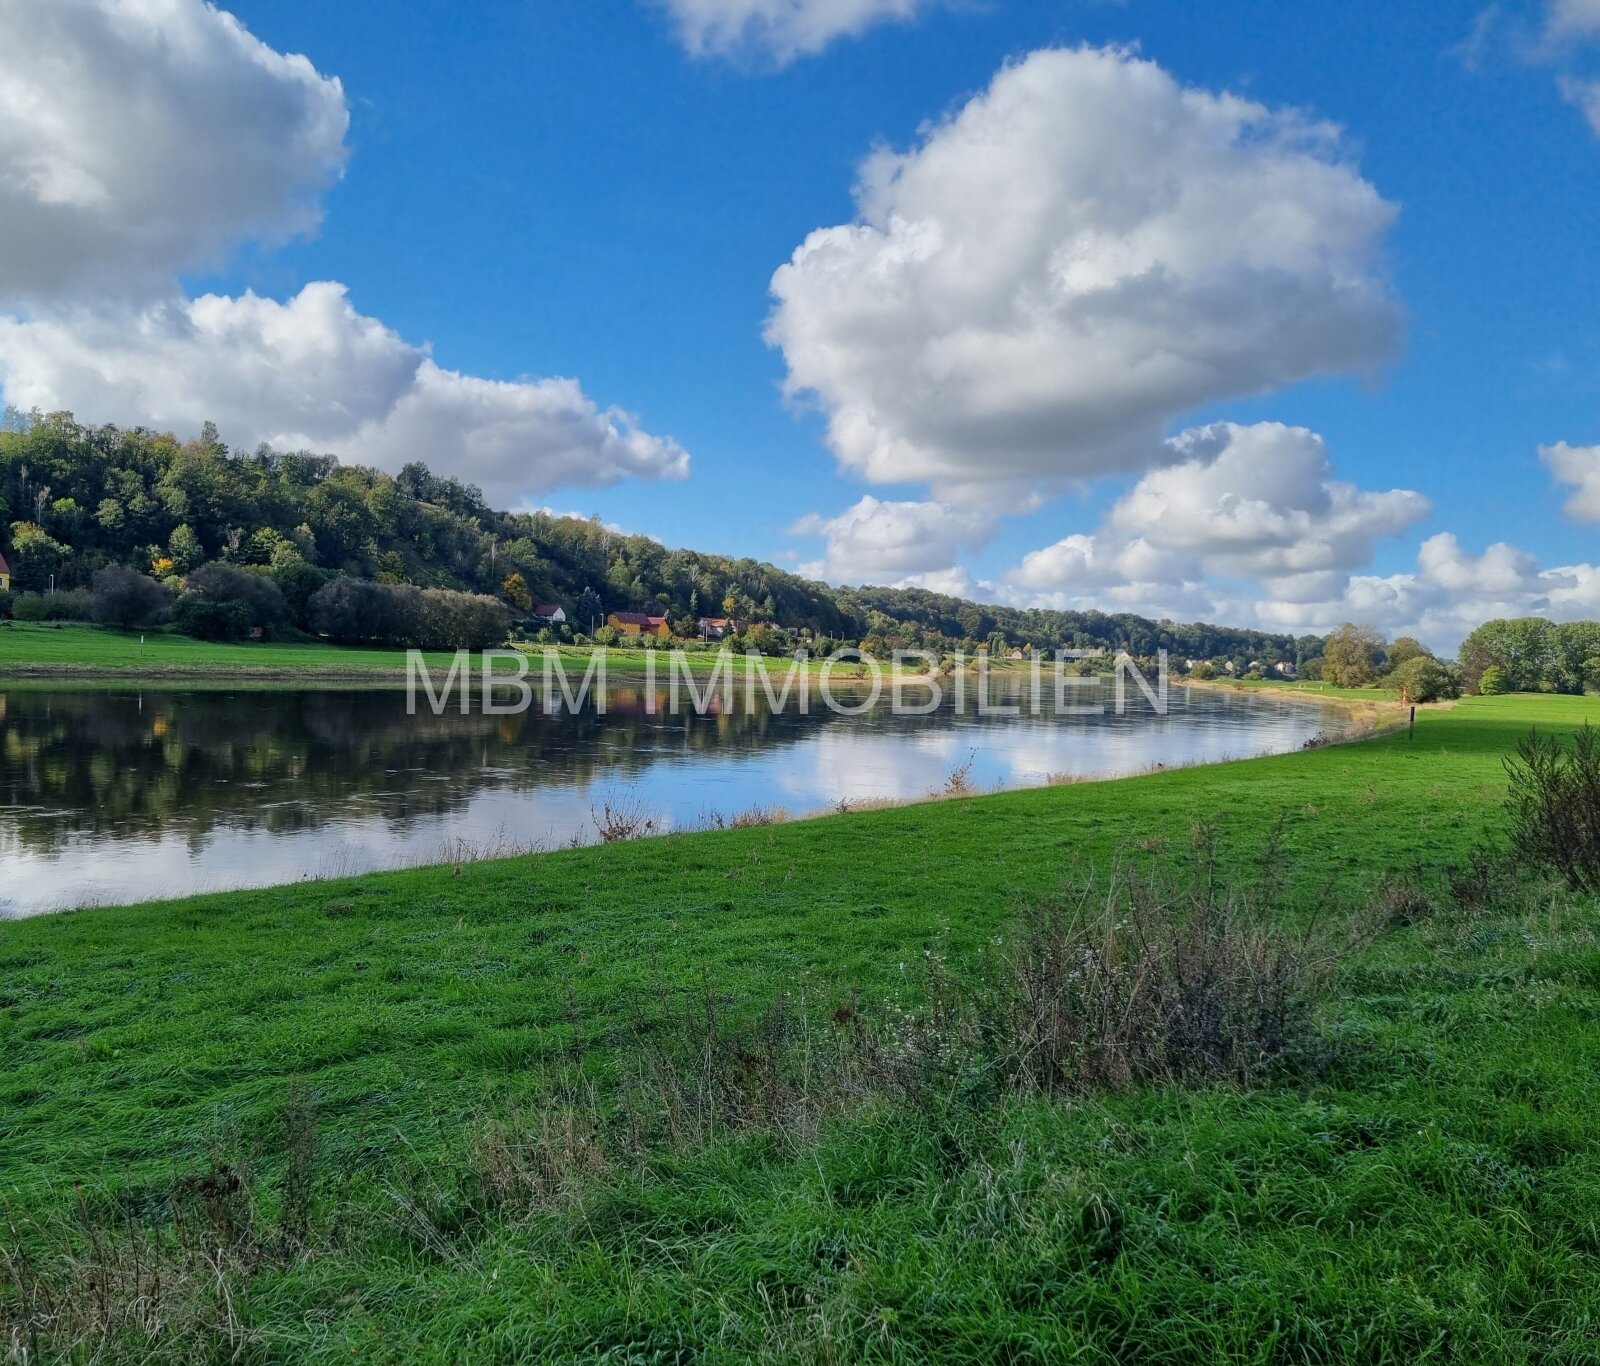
xmin=0 ymin=408 xmax=1314 ymax=666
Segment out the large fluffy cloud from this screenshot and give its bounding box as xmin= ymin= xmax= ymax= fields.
xmin=0 ymin=284 xmax=689 ymax=505
xmin=790 ymin=494 xmax=990 ymax=588
xmin=768 ymin=47 xmax=1401 ymax=503
xmin=650 ymin=0 xmax=932 ymax=63
xmin=0 ymin=0 xmax=348 ymax=305
xmin=0 ymin=2 xmax=689 ymax=506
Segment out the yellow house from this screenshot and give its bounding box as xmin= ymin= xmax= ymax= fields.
xmin=0 ymin=549 xmax=10 ymax=592
xmin=606 ymin=610 xmax=671 ymax=639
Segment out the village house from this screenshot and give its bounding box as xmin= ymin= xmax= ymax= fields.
xmin=0 ymin=549 xmax=10 ymax=592
xmin=696 ymin=616 xmax=736 ymax=640
xmin=531 ymin=604 xmax=566 ymax=624
xmin=607 ymin=610 xmax=671 ymax=639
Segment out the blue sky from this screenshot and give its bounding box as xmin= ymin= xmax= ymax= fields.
xmin=2 ymin=0 xmax=1598 ymax=648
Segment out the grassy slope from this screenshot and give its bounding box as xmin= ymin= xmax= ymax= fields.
xmin=2 ymin=694 xmax=1598 ymax=1360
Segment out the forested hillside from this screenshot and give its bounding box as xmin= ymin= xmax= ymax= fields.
xmin=0 ymin=410 xmax=1313 ymax=663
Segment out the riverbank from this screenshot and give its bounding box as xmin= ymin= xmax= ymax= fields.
xmin=0 ymin=623 xmax=882 ymax=682
xmin=3 ymin=693 xmax=1596 ymax=1359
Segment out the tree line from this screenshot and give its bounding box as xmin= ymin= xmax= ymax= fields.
xmin=0 ymin=409 xmax=1310 ymax=660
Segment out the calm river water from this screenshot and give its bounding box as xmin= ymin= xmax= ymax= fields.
xmin=0 ymin=681 xmax=1347 ymax=916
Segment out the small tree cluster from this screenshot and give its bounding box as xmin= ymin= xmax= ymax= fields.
xmin=307 ymin=579 xmax=509 ymax=649
xmin=1460 ymin=618 xmax=1600 ymax=695
xmin=173 ymin=564 xmax=289 ymax=642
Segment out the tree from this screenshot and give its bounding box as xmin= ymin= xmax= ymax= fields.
xmin=167 ymin=524 xmax=204 ymax=572
xmin=502 ymin=571 xmax=533 ymax=612
xmin=183 ymin=563 xmax=287 ymax=637
xmin=271 ymin=560 xmax=334 ymax=631
xmin=6 ymin=521 xmax=70 ymax=590
xmin=1322 ymin=623 xmax=1385 ymax=687
xmin=174 ymin=594 xmax=251 ymax=641
xmin=89 ymin=566 xmax=170 ymax=629
xmin=1383 ymin=636 xmax=1432 ymax=672
xmin=1390 ymin=655 xmax=1462 ymax=703
xmin=308 ymin=579 xmax=410 ymax=645
xmin=574 ymin=587 xmax=603 ymax=635
xmin=1554 ymin=621 xmax=1600 ymax=694
xmin=1477 ymin=665 xmax=1510 ymax=696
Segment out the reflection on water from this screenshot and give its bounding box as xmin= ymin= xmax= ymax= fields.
xmin=0 ymin=683 xmax=1347 ymax=916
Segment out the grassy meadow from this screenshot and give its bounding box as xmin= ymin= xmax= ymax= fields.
xmin=0 ymin=622 xmax=852 ymax=681
xmin=1 ymin=694 xmax=1598 ymax=1360
xmin=0 ymin=622 xmax=760 ymax=682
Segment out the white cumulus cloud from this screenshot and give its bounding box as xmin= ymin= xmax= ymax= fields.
xmin=1415 ymin=531 xmax=1543 ymax=596
xmin=1107 ymin=423 xmax=1430 ymax=579
xmin=790 ymin=495 xmax=991 ymax=586
xmin=650 ymin=0 xmax=933 ymax=63
xmin=768 ymin=46 xmax=1401 ymax=504
xmin=1229 ymin=532 xmax=1600 ymax=653
xmin=0 ymin=284 xmax=689 ymax=506
xmin=1003 ymin=422 xmax=1427 ymax=611
xmin=0 ymin=0 xmax=348 ymax=305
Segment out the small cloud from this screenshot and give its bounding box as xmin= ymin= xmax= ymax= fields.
xmin=648 ymin=0 xmax=937 ymax=66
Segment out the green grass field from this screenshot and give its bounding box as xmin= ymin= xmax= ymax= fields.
xmin=0 ymin=622 xmax=852 ymax=681
xmin=0 ymin=621 xmax=474 ymax=678
xmin=2 ymin=694 xmax=1598 ymax=1361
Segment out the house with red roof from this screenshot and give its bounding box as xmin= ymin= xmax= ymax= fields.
xmin=606 ymin=610 xmax=671 ymax=639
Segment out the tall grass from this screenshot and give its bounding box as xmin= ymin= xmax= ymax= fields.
xmin=0 ymin=838 xmax=1577 ymax=1363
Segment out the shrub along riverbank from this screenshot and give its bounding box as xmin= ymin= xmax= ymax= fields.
xmin=2 ymin=694 xmax=1598 ymax=1361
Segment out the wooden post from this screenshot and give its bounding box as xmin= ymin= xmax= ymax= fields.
xmin=1409 ymin=706 xmax=1416 ymax=741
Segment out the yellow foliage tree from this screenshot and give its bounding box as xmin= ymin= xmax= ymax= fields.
xmin=502 ymin=571 xmax=533 ymax=612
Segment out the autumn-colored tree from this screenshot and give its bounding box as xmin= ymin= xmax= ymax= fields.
xmin=502 ymin=571 xmax=533 ymax=611
xmin=1322 ymin=622 xmax=1385 ymax=687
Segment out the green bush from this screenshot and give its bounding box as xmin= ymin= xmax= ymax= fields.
xmin=173 ymin=594 xmax=252 ymax=642
xmin=183 ymin=564 xmax=288 ymax=638
xmin=90 ymin=566 xmax=171 ymax=629
xmin=1477 ymin=665 xmax=1510 ymax=696
xmin=11 ymin=589 xmax=92 ymax=622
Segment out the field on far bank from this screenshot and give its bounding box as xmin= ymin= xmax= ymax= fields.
xmin=0 ymin=622 xmax=468 ymax=678
xmin=0 ymin=623 xmax=1430 ymax=704
xmin=2 ymin=693 xmax=1599 ymax=1360
xmin=0 ymin=623 xmax=815 ymax=680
